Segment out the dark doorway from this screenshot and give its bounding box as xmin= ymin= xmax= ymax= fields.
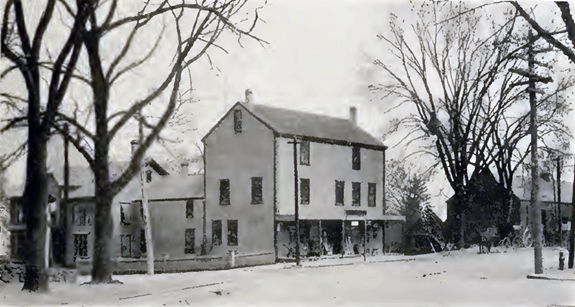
xmin=321 ymin=220 xmax=343 ymax=255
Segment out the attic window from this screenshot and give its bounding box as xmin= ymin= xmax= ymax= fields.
xmin=352 ymin=146 xmax=361 ymax=170
xmin=146 ymin=170 xmax=152 ymax=183
xmin=300 ymin=141 xmax=310 ymax=165
xmin=234 ymin=109 xmax=242 ymax=133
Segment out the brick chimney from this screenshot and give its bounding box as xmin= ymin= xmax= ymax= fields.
xmin=181 ymin=162 xmax=189 ymax=176
xmin=349 ymin=106 xmax=357 ymax=126
xmin=245 ymin=89 xmax=253 ymax=104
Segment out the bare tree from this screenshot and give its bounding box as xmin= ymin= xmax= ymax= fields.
xmin=372 ymin=2 xmax=524 ymax=247
xmin=1 ymin=0 xmax=91 ymax=292
xmin=47 ymin=1 xmax=266 ymax=283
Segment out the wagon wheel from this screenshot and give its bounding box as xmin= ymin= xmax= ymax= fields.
xmin=500 ymin=237 xmax=511 ymax=249
xmin=512 ymin=236 xmax=523 ymax=248
xmin=522 ymin=228 xmax=533 ymax=247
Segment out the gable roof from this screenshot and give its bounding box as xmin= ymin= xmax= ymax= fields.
xmin=203 ymin=102 xmax=386 ymax=149
xmin=446 ymin=169 xmax=519 ymax=205
xmin=48 ymin=159 xmax=169 ymax=199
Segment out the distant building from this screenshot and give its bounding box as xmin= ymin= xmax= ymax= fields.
xmin=513 ymin=176 xmax=573 ymax=244
xmin=203 ymin=100 xmax=404 ymax=265
xmin=7 ymin=159 xmax=207 ymax=273
xmin=444 ymin=169 xmax=521 ymax=245
xmin=8 ymin=173 xmax=61 ymax=263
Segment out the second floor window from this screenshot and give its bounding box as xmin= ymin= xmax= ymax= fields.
xmin=352 ymin=146 xmax=361 ymax=170
xmin=220 ymin=179 xmax=230 ymax=205
xmin=335 ymin=180 xmax=344 ymax=206
xmin=234 ymin=109 xmax=242 ymax=133
xmin=75 ymin=206 xmax=87 ymax=226
xmin=352 ymin=182 xmax=361 ymax=207
xmin=186 ymin=200 xmax=194 ymax=218
xmin=300 ymin=178 xmax=310 ymax=205
xmin=227 ymin=220 xmax=238 ymax=246
xmin=212 ymin=220 xmax=222 ymax=246
xmin=368 ymin=183 xmax=377 ymax=207
xmin=251 ymin=177 xmax=263 ymax=204
xmin=300 ymin=140 xmax=310 ymax=165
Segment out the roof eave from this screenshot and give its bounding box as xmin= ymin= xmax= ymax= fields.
xmin=201 ymin=102 xmax=278 ymax=142
xmin=276 ymin=132 xmax=387 ymax=151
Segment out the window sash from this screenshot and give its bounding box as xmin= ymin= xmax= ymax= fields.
xmin=352 ymin=146 xmax=361 ymax=170
xmin=300 ymin=178 xmax=310 ymax=205
xmin=219 ymin=179 xmax=230 ymax=205
xmin=75 ymin=234 xmax=88 ymax=258
xmin=227 ymin=220 xmax=238 ymax=246
xmin=368 ymin=183 xmax=377 ymax=207
xmin=352 ymin=182 xmax=361 ymax=207
xmin=300 ymin=141 xmax=310 ymax=165
xmin=140 ymin=229 xmax=147 ymax=254
xmin=186 ymin=200 xmax=194 ymax=218
xmin=234 ymin=109 xmax=242 ymax=133
xmin=251 ymin=177 xmax=263 ymax=204
xmin=212 ymin=220 xmax=222 ymax=246
xmin=120 ymin=234 xmax=132 ymax=258
xmin=185 ymin=228 xmax=195 ymax=254
xmin=335 ymin=180 xmax=344 ymax=206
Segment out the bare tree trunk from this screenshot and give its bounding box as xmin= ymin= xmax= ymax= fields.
xmin=21 ymin=114 xmax=49 ymax=292
xmin=91 ymin=172 xmax=114 ymax=283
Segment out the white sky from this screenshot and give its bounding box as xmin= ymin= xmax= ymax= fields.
xmin=3 ymin=0 xmax=575 ymax=220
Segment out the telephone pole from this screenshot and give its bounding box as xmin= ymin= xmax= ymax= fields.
xmin=527 ymin=30 xmax=543 ymax=275
xmin=569 ymin=156 xmax=575 ymax=269
xmin=288 ymin=138 xmax=301 ymax=266
xmin=509 ymin=30 xmax=552 ymax=275
xmin=557 ymin=157 xmax=562 ymax=247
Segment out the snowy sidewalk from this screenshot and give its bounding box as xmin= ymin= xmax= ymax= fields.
xmin=2 ymin=248 xmax=571 ymax=306
xmin=282 ymin=253 xmax=418 ymax=270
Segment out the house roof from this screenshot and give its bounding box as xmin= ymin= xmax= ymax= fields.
xmin=203 ymin=102 xmax=386 ymax=149
xmin=446 ymin=169 xmax=520 ymax=205
xmin=145 ymin=173 xmax=204 ymax=200
xmin=8 ymin=159 xmax=171 ymax=199
xmin=117 ymin=173 xmax=204 ymax=203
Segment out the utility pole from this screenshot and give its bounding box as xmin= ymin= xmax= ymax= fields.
xmin=288 ymin=138 xmax=301 ymax=266
xmin=569 ymin=156 xmax=575 ymax=269
xmin=134 ymin=114 xmax=154 ymax=275
xmin=510 ymin=30 xmax=552 ymax=274
xmin=557 ymin=157 xmax=562 ymax=247
xmin=527 ymin=30 xmax=543 ymax=275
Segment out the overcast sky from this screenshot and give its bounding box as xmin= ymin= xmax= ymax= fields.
xmin=3 ymin=1 xmax=575 ymax=220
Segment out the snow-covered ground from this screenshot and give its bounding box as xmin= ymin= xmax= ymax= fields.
xmin=1 ymin=247 xmax=573 ymax=307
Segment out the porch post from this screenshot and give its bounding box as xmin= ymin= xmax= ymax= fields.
xmin=318 ymin=220 xmax=323 ymax=256
xmin=341 ymin=220 xmax=345 ymax=256
xmin=363 ymin=220 xmax=367 ymax=261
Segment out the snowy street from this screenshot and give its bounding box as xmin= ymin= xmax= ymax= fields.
xmin=1 ymin=247 xmax=573 ymax=306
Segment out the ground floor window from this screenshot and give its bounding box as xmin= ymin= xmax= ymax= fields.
xmin=120 ymin=234 xmax=132 ymax=257
xmin=212 ymin=220 xmax=222 ymax=246
xmin=185 ymin=228 xmax=195 ymax=254
xmin=140 ymin=229 xmax=147 ymax=254
xmin=73 ymin=234 xmax=88 ymax=261
xmin=227 ymin=220 xmax=238 ymax=246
